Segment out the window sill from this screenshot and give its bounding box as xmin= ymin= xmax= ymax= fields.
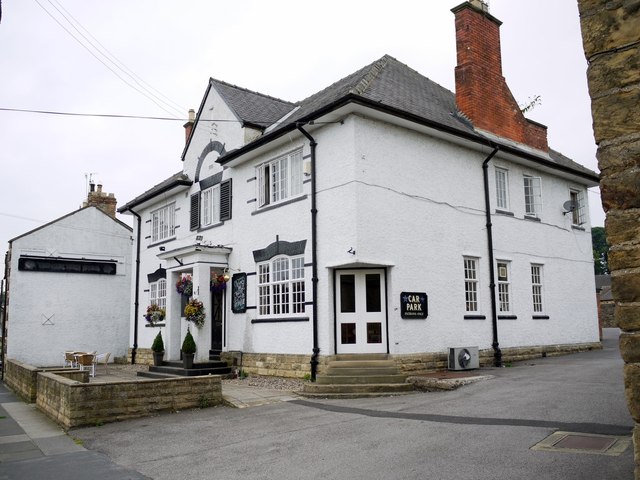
xmin=464 ymin=315 xmax=486 ymax=320
xmin=571 ymin=225 xmax=586 ymax=231
xmin=498 ymin=315 xmax=517 ymax=320
xmin=251 ymin=317 xmax=309 ymax=324
xmin=495 ymin=209 xmax=514 ymax=217
xmin=148 ymin=237 xmax=176 ymax=249
xmin=252 ymin=194 xmax=307 ymax=215
xmin=198 ymin=221 xmax=224 ymax=232
xmin=532 ymin=315 xmax=550 ymax=320
xmin=524 ymin=215 xmax=541 ymax=222
xmin=145 ymin=323 xmax=166 ymax=328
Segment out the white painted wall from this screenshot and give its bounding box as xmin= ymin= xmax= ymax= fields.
xmin=7 ymin=207 xmax=132 ymax=366
xmin=129 ymin=97 xmax=598 ymax=364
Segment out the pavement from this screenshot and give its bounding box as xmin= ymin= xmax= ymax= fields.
xmin=0 ymin=329 xmax=634 ymax=480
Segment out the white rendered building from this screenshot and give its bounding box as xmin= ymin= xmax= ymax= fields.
xmin=120 ymin=2 xmax=599 ymax=377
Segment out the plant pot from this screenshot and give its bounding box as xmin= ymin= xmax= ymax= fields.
xmin=182 ymin=352 xmax=195 ymax=369
xmin=152 ymin=351 xmax=164 ymax=366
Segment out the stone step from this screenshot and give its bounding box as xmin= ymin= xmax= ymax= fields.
xmin=316 ymin=374 xmax=407 ymax=385
xmin=298 ymin=391 xmax=415 ymax=399
xmin=327 ymin=360 xmax=397 ymax=369
xmin=325 ymin=366 xmax=399 ymax=376
xmin=136 ymin=371 xmax=181 ymax=379
xmin=149 ymin=364 xmax=232 ymax=377
xmin=333 ymin=354 xmax=389 ymax=361
xmin=302 ymin=383 xmax=414 ymax=395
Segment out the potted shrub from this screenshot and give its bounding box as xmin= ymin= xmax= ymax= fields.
xmin=151 ymin=331 xmax=165 ymax=366
xmin=181 ymin=328 xmax=196 ymax=369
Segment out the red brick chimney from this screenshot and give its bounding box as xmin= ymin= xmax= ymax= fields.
xmin=184 ymin=109 xmax=195 ymax=145
xmin=451 ymin=1 xmax=548 ymax=151
xmin=85 ymin=183 xmax=118 ymax=219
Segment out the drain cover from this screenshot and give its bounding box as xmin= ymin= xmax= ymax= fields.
xmin=531 ymin=431 xmax=631 ymax=456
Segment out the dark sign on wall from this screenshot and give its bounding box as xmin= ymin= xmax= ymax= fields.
xmin=231 ymin=273 xmax=247 ymax=313
xmin=400 ymin=292 xmax=428 ymax=319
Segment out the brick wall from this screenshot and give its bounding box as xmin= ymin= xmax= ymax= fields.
xmin=578 ymin=1 xmax=640 ymax=477
xmin=452 ymin=3 xmax=548 ymax=151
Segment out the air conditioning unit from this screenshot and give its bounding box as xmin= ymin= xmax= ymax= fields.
xmin=448 ymin=346 xmax=479 ymax=371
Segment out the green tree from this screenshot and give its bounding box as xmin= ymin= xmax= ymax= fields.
xmin=591 ymin=226 xmax=609 ymax=274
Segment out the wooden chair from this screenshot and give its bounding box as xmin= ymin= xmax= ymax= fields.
xmin=64 ymin=351 xmax=77 ymax=368
xmin=94 ymin=352 xmax=111 ymax=374
xmin=76 ymin=353 xmax=96 ymax=377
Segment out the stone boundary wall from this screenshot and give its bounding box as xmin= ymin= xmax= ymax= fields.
xmin=4 ymin=359 xmax=87 ymax=403
xmin=222 ymin=352 xmax=312 ymax=378
xmin=36 ymin=372 xmax=222 ymax=430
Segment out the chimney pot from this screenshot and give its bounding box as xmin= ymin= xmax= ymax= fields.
xmin=89 ymin=183 xmax=95 ymax=192
xmin=97 ymin=184 xmax=103 ymax=193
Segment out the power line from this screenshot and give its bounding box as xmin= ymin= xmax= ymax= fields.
xmin=48 ymin=0 xmax=186 ymax=115
xmin=0 ymin=107 xmax=339 ymax=126
xmin=33 ymin=0 xmax=185 ymax=118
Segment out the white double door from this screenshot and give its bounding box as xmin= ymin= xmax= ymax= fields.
xmin=336 ymin=269 xmax=387 ymax=354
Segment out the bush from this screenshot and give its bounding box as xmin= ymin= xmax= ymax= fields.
xmin=181 ymin=328 xmax=196 ymax=354
xmin=151 ymin=331 xmax=164 ymax=353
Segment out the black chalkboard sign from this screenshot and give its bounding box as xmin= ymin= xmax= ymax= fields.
xmin=400 ymin=292 xmax=428 ymax=319
xmin=231 ymin=273 xmax=247 ymax=313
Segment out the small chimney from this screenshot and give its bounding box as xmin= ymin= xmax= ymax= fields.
xmin=451 ymin=2 xmax=548 ymax=151
xmin=184 ymin=109 xmax=195 ymax=145
xmin=86 ymin=183 xmax=117 ymax=219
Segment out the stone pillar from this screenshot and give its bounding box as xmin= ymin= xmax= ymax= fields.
xmin=578 ymin=1 xmax=640 ymax=477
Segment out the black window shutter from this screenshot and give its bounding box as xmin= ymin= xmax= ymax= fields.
xmin=220 ymin=179 xmax=232 ymax=221
xmin=190 ymin=193 xmax=200 ymax=230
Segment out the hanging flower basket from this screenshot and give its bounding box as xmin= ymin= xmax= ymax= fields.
xmin=176 ymin=275 xmax=193 ymax=296
xmin=144 ymin=304 xmax=165 ymax=326
xmin=210 ymin=273 xmax=229 ymax=293
xmin=184 ymin=298 xmax=205 ymax=328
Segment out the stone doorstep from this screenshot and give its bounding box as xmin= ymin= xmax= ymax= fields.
xmin=407 ymin=373 xmax=493 ymax=391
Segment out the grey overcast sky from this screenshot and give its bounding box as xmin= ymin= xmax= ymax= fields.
xmin=0 ymin=1 xmax=603 ymax=280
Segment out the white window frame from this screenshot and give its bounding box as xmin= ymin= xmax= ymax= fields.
xmin=531 ymin=264 xmax=544 ymax=313
xmin=201 ymin=184 xmax=221 ymax=227
xmin=257 ymin=255 xmax=305 ymax=317
xmin=151 ymin=203 xmax=175 ymax=243
xmin=523 ymin=175 xmax=542 ymax=217
xmin=464 ymin=257 xmax=480 ymax=313
xmin=495 ymin=167 xmax=509 ymax=211
xmin=257 ymin=149 xmax=303 ymax=208
xmin=497 ymin=261 xmax=511 ymax=313
xmin=150 ymin=278 xmax=167 ymax=310
xmin=569 ymin=189 xmax=586 ymax=226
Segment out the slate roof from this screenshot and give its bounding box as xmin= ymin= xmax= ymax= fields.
xmin=213 ymin=54 xmax=598 ymax=182
xmin=118 ymin=172 xmax=192 ymax=213
xmin=210 ymin=79 xmax=295 ymax=129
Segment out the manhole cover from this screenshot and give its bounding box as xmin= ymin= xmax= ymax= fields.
xmin=531 ymin=431 xmax=631 ymax=456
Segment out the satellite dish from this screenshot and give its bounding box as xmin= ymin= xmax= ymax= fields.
xmin=562 ymin=200 xmax=577 ymax=215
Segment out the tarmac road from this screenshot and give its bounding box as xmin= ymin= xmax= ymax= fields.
xmin=2 ymin=328 xmax=634 ymax=480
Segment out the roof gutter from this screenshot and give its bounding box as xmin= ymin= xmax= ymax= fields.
xmin=296 ymin=124 xmax=320 ymax=382
xmin=218 ymin=95 xmax=598 ymax=184
xmin=482 ymin=146 xmax=502 ymax=367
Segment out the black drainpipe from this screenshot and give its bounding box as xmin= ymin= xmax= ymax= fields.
xmin=297 ymin=124 xmax=319 ymax=381
xmin=482 ymin=146 xmax=502 ymax=367
xmin=128 ymin=208 xmax=142 ymax=364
